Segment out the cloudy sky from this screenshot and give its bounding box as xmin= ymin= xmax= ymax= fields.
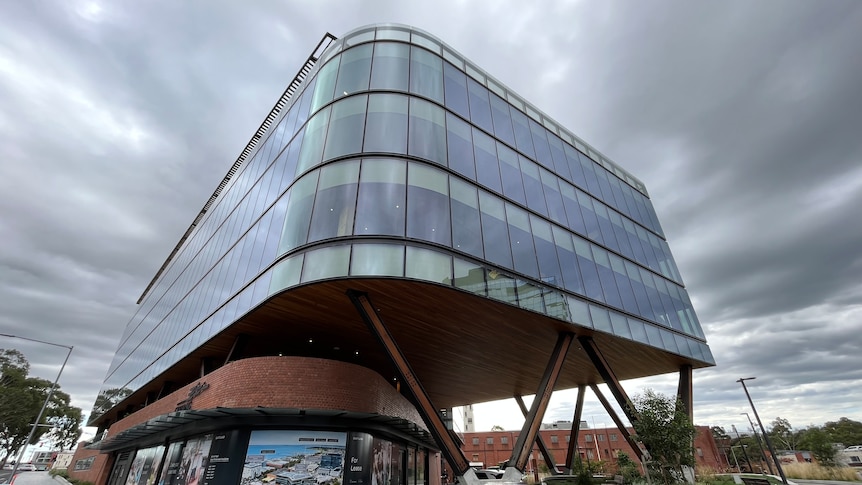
xmin=1 ymin=0 xmax=860 ymax=439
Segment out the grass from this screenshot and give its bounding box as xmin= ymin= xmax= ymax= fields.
xmin=782 ymin=462 xmax=861 ymax=481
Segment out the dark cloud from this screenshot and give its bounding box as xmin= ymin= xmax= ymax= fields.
xmin=1 ymin=0 xmax=860 ymax=436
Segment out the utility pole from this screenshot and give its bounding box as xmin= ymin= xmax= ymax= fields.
xmin=737 ymin=377 xmax=788 ymax=484
xmin=742 ymin=412 xmax=773 ymax=474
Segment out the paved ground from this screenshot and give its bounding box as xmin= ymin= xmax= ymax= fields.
xmin=2 ymin=472 xmax=58 ymax=485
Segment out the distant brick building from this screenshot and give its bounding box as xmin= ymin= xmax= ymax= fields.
xmin=458 ymin=425 xmax=726 ymax=473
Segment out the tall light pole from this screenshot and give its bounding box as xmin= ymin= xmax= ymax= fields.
xmin=742 ymin=412 xmax=772 ymax=474
xmin=1 ymin=334 xmax=73 ymax=479
xmin=737 ymin=377 xmax=787 ymax=484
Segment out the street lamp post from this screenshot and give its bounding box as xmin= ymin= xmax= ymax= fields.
xmin=0 ymin=334 xmax=73 ymax=479
xmin=737 ymin=377 xmax=787 ymax=484
xmin=742 ymin=412 xmax=773 ymax=474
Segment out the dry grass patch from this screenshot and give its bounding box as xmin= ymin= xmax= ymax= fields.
xmin=782 ymin=462 xmax=860 ymax=481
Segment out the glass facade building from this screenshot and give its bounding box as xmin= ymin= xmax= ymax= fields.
xmin=94 ymin=24 xmax=713 ymax=430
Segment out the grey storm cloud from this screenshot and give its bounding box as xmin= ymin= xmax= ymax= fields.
xmin=1 ymin=0 xmax=860 ymax=434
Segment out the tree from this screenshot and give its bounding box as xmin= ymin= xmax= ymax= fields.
xmin=90 ymin=387 xmax=133 ymax=422
xmin=798 ymin=427 xmax=837 ymax=466
xmin=0 ymin=348 xmax=83 ymax=466
xmin=822 ymin=418 xmax=862 ymax=448
xmin=631 ymin=389 xmax=696 ymax=484
xmin=770 ymin=417 xmax=800 ymax=451
xmin=615 ymin=451 xmax=641 ymax=484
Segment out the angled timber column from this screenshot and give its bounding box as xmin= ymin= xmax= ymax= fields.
xmin=677 ymin=364 xmax=693 ymax=423
xmin=590 ymin=384 xmax=645 ymax=462
xmin=564 ymin=384 xmax=586 ymax=473
xmin=514 ymin=395 xmax=560 ymax=475
xmin=347 ymin=290 xmax=472 ymax=477
xmin=577 ymin=336 xmax=640 ymax=426
xmin=506 ymin=332 xmax=574 ymax=473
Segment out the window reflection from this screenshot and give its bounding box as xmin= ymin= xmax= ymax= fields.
xmin=409 ymin=46 xmax=443 ymax=103
xmin=307 ymin=160 xmax=360 ymax=242
xmin=407 ymin=163 xmax=451 ymax=245
xmin=364 ymin=93 xmax=408 ymax=154
xmin=354 ymin=158 xmax=406 ymax=236
xmin=323 ymin=95 xmax=367 ymax=161
xmin=370 ymin=42 xmax=409 ymax=91
xmin=334 ymin=44 xmax=372 ymax=97
xmin=408 ymin=98 xmax=447 ymax=166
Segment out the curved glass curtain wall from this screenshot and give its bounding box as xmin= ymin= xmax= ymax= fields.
xmin=97 ymin=25 xmax=711 ymax=414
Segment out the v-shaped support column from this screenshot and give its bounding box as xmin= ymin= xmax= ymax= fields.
xmin=564 ymin=384 xmax=586 ymax=472
xmin=578 ymin=336 xmax=651 ymax=462
xmin=677 ymin=364 xmax=693 ymax=423
xmin=514 ymin=395 xmax=560 ymax=475
xmin=503 ymin=332 xmax=574 ymax=481
xmin=347 ymin=291 xmax=475 ymax=482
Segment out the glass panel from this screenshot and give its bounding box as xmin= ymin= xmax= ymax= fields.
xmin=446 ymin=113 xmax=475 ymax=180
xmin=376 ymin=27 xmax=410 ymax=42
xmin=479 ymin=190 xmax=512 ymax=268
xmin=532 ymin=216 xmax=563 ymax=288
xmin=577 ymin=190 xmax=604 ymax=244
xmin=301 ymin=245 xmax=350 ymax=281
xmin=520 ymin=157 xmax=548 ymax=216
xmin=628 ymin=317 xmax=649 ymax=344
xmin=344 ymin=29 xmax=374 ymax=46
xmin=640 ymin=267 xmax=667 ymax=327
xmin=408 ymin=98 xmax=447 ymax=166
xmin=296 ymin=106 xmax=331 ymax=176
xmin=406 ymin=246 xmax=452 ymax=284
xmin=409 ymin=46 xmax=443 ymax=103
xmin=517 ymin=279 xmax=545 ymax=313
xmin=453 ymin=258 xmax=486 ymax=295
xmin=450 ymin=177 xmax=483 ymax=259
xmin=411 ymin=32 xmax=441 ymax=54
xmin=609 ymin=253 xmax=639 ymax=315
xmin=559 ymin=181 xmax=587 ymax=236
xmin=269 ymin=254 xmax=304 ymax=294
xmin=594 ymin=202 xmax=619 ymax=252
xmin=592 ymin=245 xmax=622 ymax=309
xmin=323 ymin=95 xmax=367 ymax=161
xmin=510 ymin=108 xmax=535 ymax=158
xmin=574 ymin=236 xmax=604 ymax=302
xmin=350 ymin=244 xmax=405 ymax=276
xmin=486 ymin=269 xmax=517 ymax=305
xmin=529 ymin=118 xmax=553 ymax=169
xmin=467 ymin=78 xmax=493 ymax=132
xmin=370 ymin=42 xmax=409 ymax=91
xmin=541 ymin=168 xmax=567 ymax=226
xmin=610 ymin=312 xmax=632 ymax=339
xmin=334 ymin=44 xmax=372 ymax=97
xmin=567 ymin=295 xmax=592 ymax=327
xmin=278 ymin=171 xmax=320 ymax=254
xmin=364 ymin=93 xmax=408 ymax=154
xmin=473 ymin=128 xmax=502 ymax=192
xmin=553 ymin=225 xmax=584 ymax=295
xmin=497 ymin=143 xmax=526 ymax=205
xmin=310 ymin=56 xmax=340 ymax=113
xmin=489 ymin=93 xmax=516 ymax=145
xmin=589 ymin=304 xmax=612 ymax=333
xmin=506 ymin=203 xmax=539 ymax=278
xmin=487 ymin=78 xmax=505 ymax=98
xmin=626 ymin=260 xmax=654 ymax=321
xmin=579 ymin=151 xmax=602 ymax=195
xmin=354 ymin=158 xmax=407 ymax=236
xmin=307 ymin=160 xmax=360 ymax=242
xmin=407 ymin=162 xmax=451 ymax=245
xmin=443 ymin=61 xmax=469 ymax=119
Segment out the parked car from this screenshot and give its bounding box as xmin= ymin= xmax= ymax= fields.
xmin=16 ymin=464 xmax=36 ymax=472
xmin=474 ymin=469 xmax=504 ymax=480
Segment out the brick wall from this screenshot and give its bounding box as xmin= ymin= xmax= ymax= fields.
xmin=67 ymin=442 xmax=113 ymax=485
xmin=458 ymin=425 xmax=726 ymax=472
xmin=108 ymin=356 xmax=426 ymax=441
